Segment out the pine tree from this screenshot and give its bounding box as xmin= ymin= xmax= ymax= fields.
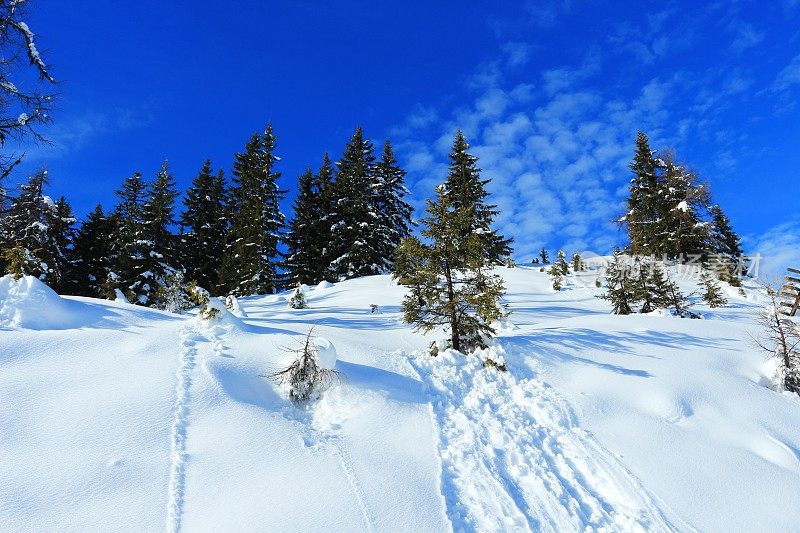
xmin=0 ymin=170 xmax=66 ymax=287
xmin=288 ymin=283 xmax=307 ymax=309
xmin=48 ymin=196 xmax=76 ymax=293
xmin=700 ymin=269 xmax=727 ymax=308
xmin=314 ymin=153 xmax=336 ymax=280
xmin=135 ymin=160 xmax=180 ymax=304
xmin=327 ymin=127 xmax=382 ymax=280
xmin=602 ymin=253 xmax=639 ymax=315
xmin=2 ymin=243 xmax=27 ymax=279
xmin=394 ymin=132 xmax=507 ymax=354
xmin=548 ymin=264 xmax=563 ymax=291
xmin=285 ymin=167 xmax=321 ymax=285
xmin=107 ymin=172 xmax=148 ymax=299
xmin=71 ymin=204 xmax=115 ymax=297
xmin=572 ymin=252 xmax=583 ymax=272
xmin=442 ymin=131 xmax=513 ymax=264
xmin=658 ymin=156 xmax=709 ymax=259
xmin=622 ymin=131 xmax=661 ymax=256
xmin=219 ymin=125 xmax=286 ymax=295
xmin=707 ymin=204 xmax=743 ymax=286
xmin=180 ymin=160 xmax=227 ymax=291
xmin=373 ymin=140 xmax=413 ymax=270
xmin=556 ymin=249 xmax=569 ymax=275
xmin=539 ymin=247 xmax=549 ymax=264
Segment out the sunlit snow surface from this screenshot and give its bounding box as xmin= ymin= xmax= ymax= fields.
xmin=1 ymin=266 xmax=799 ymax=532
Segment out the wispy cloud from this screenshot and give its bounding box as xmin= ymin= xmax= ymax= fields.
xmin=773 ymin=54 xmax=800 ymax=92
xmin=747 ymin=217 xmax=800 ymax=279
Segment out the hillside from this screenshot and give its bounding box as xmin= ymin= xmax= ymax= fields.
xmin=2 ymin=265 xmax=799 ymax=532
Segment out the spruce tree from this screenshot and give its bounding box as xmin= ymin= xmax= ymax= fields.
xmin=700 ymin=270 xmax=727 ymax=308
xmin=285 ymin=167 xmax=321 ymax=285
xmin=548 ymin=264 xmax=563 ymax=291
xmin=48 ymin=196 xmax=76 ymax=293
xmin=602 ymin=253 xmax=639 ymax=315
xmin=136 ymin=160 xmax=180 ymax=304
xmin=373 ymin=140 xmax=413 ymax=270
xmin=327 ymin=127 xmax=382 ymax=280
xmin=314 ymin=153 xmax=336 ymax=280
xmin=71 ymin=204 xmax=115 ymax=297
xmin=1 ymin=170 xmax=66 ymax=287
xmin=622 ymin=131 xmax=661 ymax=255
xmin=219 ymin=125 xmax=286 ymax=295
xmin=658 ymin=157 xmax=709 ymax=259
xmin=180 ymin=159 xmax=227 ymax=291
xmin=572 ymin=252 xmax=583 ymax=272
xmin=707 ymin=204 xmax=743 ymax=286
xmin=394 ymin=132 xmax=507 ymax=354
xmin=539 ymin=247 xmax=549 ymax=264
xmin=442 ymin=131 xmax=513 ymax=264
xmin=556 ymin=249 xmax=569 ymax=275
xmin=107 ymin=171 xmax=148 ymax=301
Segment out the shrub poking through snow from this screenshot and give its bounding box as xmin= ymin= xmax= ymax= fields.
xmin=187 ymin=282 xmax=219 ymax=319
xmin=225 ymin=294 xmax=246 ymax=316
xmin=753 ymin=282 xmax=800 ymax=394
xmin=504 ymin=257 xmax=516 ymax=268
xmin=700 ymin=270 xmax=727 ymax=308
xmin=269 ymin=329 xmax=340 ymax=404
xmin=154 ymin=271 xmax=193 ymax=314
xmin=288 ymin=284 xmax=307 ymax=309
xmin=548 ymin=264 xmax=563 ymax=291
xmin=3 ymin=244 xmax=27 ymax=280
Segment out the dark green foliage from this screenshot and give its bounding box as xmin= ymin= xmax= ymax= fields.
xmin=3 ymin=243 xmax=27 ymax=279
xmin=572 ymin=252 xmax=583 ymax=272
xmin=539 ymin=247 xmax=549 ymax=264
xmin=556 ymin=250 xmax=569 ymax=275
xmin=1 ymin=170 xmax=68 ymax=287
xmin=107 ymin=171 xmax=148 ymax=301
xmin=285 ymin=167 xmax=324 ymax=285
xmin=327 ymin=127 xmax=382 ymax=280
xmin=700 ymin=270 xmax=727 ymax=308
xmin=219 ymin=125 xmax=286 ymax=295
xmin=48 ymin=196 xmax=76 ymax=293
xmin=373 ymin=140 xmax=414 ymax=270
xmin=394 ymin=131 xmax=506 ymax=354
xmin=602 ymin=254 xmax=638 ymax=315
xmin=621 ymin=132 xmax=741 ymax=263
xmin=180 ymin=160 xmax=227 ymax=291
xmin=548 ymin=264 xmax=563 ymax=291
xmin=71 ymin=204 xmax=115 ymax=297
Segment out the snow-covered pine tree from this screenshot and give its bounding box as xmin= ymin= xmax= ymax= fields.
xmin=373 ymin=140 xmax=413 ymax=271
xmin=288 ymin=283 xmax=307 ymax=309
xmin=106 ymin=171 xmax=148 ymax=300
xmin=548 ymin=264 xmax=563 ymax=291
xmin=327 ymin=127 xmax=382 ymax=280
xmin=180 ymin=160 xmax=227 ymax=292
xmin=395 ymin=131 xmax=506 ymax=354
xmin=621 ymin=131 xmax=661 ymax=256
xmin=658 ymin=156 xmax=709 ymax=260
xmin=48 ymin=196 xmax=76 ymax=293
xmin=556 ymin=249 xmax=569 ymax=275
xmin=134 ymin=160 xmax=180 ymax=305
xmin=71 ymin=204 xmax=115 ymax=297
xmin=700 ymin=269 xmax=727 ymax=308
xmin=539 ymin=247 xmax=549 ymax=264
xmin=285 ymin=167 xmax=321 ymax=285
xmin=602 ymin=253 xmax=639 ymax=315
xmin=0 ymin=170 xmax=67 ymax=287
xmin=572 ymin=252 xmax=583 ymax=272
xmin=219 ymin=125 xmax=286 ymax=295
xmin=153 ymin=271 xmax=192 ymax=313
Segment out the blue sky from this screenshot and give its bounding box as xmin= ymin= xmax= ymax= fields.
xmin=12 ymin=1 xmax=800 ymax=271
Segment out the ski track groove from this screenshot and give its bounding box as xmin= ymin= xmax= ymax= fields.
xmin=408 ymin=339 xmax=687 ymax=533
xmin=331 ymin=438 xmax=376 ymax=533
xmin=165 ymin=323 xmax=203 ymax=533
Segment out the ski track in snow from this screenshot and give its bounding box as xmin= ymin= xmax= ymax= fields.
xmin=408 ymin=340 xmax=687 ymax=533
xmin=165 ymin=323 xmax=202 ymax=533
xmin=331 ymin=438 xmax=376 ymax=533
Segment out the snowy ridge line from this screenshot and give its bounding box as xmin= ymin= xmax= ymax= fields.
xmin=408 ymin=344 xmax=688 ymax=533
xmin=165 ymin=323 xmax=202 ymax=533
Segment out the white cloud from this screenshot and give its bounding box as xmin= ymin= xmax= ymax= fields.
xmin=748 ymin=217 xmax=800 ymax=279
xmin=773 ymin=54 xmax=800 ymax=91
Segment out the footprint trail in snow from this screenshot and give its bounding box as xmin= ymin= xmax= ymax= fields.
xmin=408 ymin=343 xmax=688 ymax=533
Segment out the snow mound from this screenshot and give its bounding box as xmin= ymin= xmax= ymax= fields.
xmin=314 ymin=337 xmax=337 ymax=369
xmin=315 ymin=280 xmax=334 ymax=290
xmin=198 ymin=297 xmax=247 ymax=329
xmin=0 ymin=275 xmax=87 ymax=330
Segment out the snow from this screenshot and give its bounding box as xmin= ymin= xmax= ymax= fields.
xmin=314 ymin=337 xmax=338 ymax=370
xmin=2 ymin=267 xmax=800 ymax=531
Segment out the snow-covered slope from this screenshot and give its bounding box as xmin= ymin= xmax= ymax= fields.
xmin=2 ymin=268 xmax=799 ymax=532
